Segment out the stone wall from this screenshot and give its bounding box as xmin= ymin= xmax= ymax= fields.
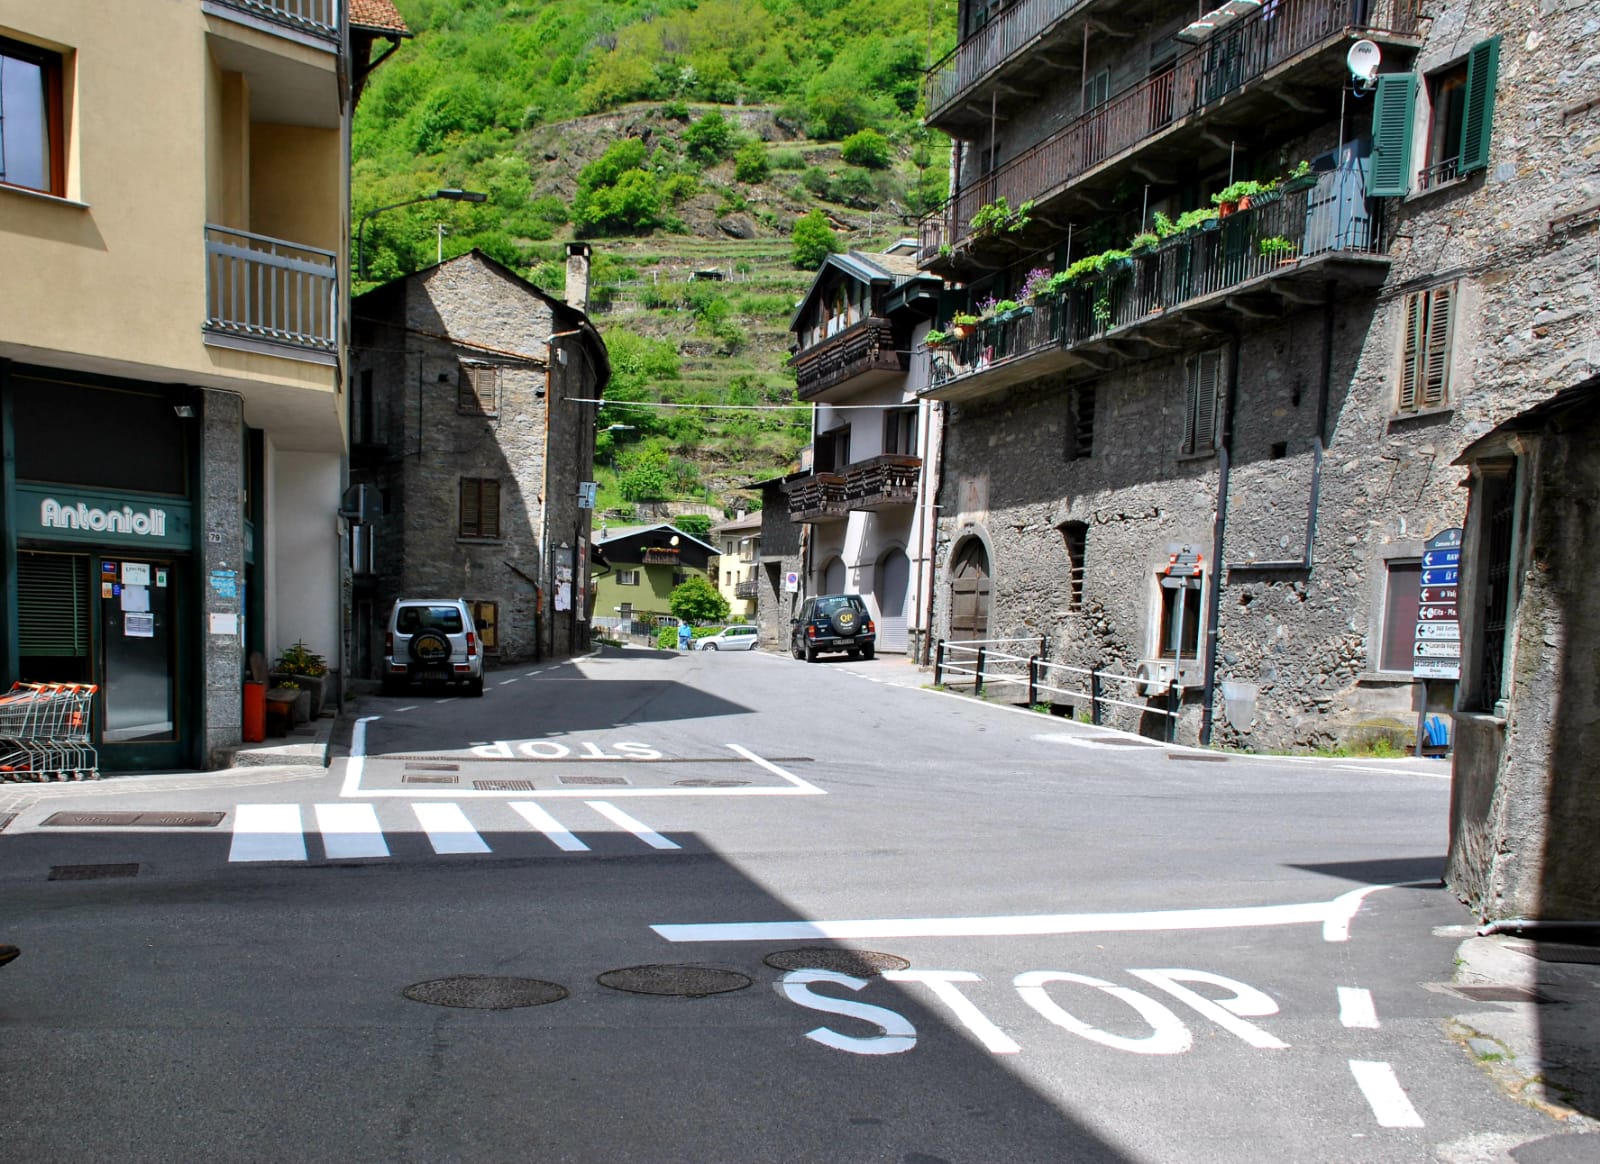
xmin=199 ymin=389 xmax=246 ymax=764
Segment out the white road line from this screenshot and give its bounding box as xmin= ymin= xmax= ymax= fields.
xmin=653 ymin=884 xmax=1397 ymax=944
xmin=1348 ymin=1060 xmax=1424 ymax=1127
xmin=395 ymin=705 xmax=418 ymax=713
xmin=411 ymin=803 xmax=491 ymax=854
xmin=434 ymin=698 xmax=458 ymax=705
xmin=509 ymin=801 xmax=590 ymax=851
xmin=586 ymin=800 xmax=680 ymax=849
xmin=229 ymin=804 xmax=307 ymax=862
xmin=1339 ymin=987 xmax=1381 ymax=1028
xmin=314 ymin=803 xmax=389 ymax=860
xmin=499 ymin=678 xmax=519 ymax=685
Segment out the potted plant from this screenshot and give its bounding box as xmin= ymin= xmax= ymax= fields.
xmin=969 ymin=197 xmax=1034 ymax=238
xmin=1280 ymin=160 xmax=1317 ymax=194
xmin=1019 ymin=266 xmax=1053 ymax=303
xmin=924 ymin=329 xmax=951 ymax=348
xmin=1212 ymin=179 xmax=1268 ymax=217
xmin=992 ymin=298 xmax=1026 ymax=322
xmin=1129 ymin=231 xmax=1160 ymax=256
xmin=949 ymin=311 xmax=979 ymax=340
xmin=271 ymin=639 xmax=330 ymax=718
xmin=1259 ymin=236 xmax=1299 ymax=264
xmin=1175 ymin=207 xmax=1220 ymax=233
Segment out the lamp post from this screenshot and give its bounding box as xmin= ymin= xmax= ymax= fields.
xmin=355 ymin=188 xmax=487 ymax=280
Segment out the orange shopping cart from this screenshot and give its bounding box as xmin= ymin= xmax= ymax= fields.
xmin=0 ymin=682 xmax=99 ymax=782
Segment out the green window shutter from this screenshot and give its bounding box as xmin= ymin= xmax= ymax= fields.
xmin=18 ymin=553 xmax=89 ymax=658
xmin=1458 ymin=36 xmax=1501 ymax=175
xmin=1369 ymin=73 xmax=1417 ymax=197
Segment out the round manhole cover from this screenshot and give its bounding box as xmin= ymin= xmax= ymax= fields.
xmin=597 ymin=964 xmax=752 ymax=997
xmin=402 ymin=975 xmax=568 ymax=1010
xmin=764 ymin=948 xmax=911 ymax=976
xmin=673 ymin=778 xmax=752 ymax=787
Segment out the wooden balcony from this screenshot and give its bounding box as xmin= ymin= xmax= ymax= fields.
xmin=792 ymin=318 xmax=905 ymax=402
xmin=842 ymin=455 xmax=922 ymax=512
xmin=919 ymin=0 xmax=1423 ymax=269
xmin=924 ymin=176 xmax=1390 ymax=403
xmin=785 ymin=474 xmax=849 ymax=524
xmin=734 ymin=579 xmax=759 ymax=599
xmin=641 ymin=547 xmax=680 ymax=564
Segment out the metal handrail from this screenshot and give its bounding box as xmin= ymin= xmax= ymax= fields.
xmin=925 ymin=0 xmax=1091 ymax=119
xmin=213 ymin=0 xmax=340 ymax=38
xmin=204 ymin=225 xmax=337 ymax=352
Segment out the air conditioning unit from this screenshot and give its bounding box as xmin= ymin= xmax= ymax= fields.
xmin=1135 ymin=660 xmax=1175 ymax=696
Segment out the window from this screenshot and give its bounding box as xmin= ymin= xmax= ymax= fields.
xmin=1182 ymin=349 xmax=1224 ymax=455
xmin=815 ymin=423 xmax=851 ymax=472
xmin=1060 ymin=521 xmax=1087 ymax=611
xmin=672 ymin=571 xmax=692 ymax=587
xmin=617 ymin=569 xmax=640 ymax=586
xmin=458 ymin=477 xmax=500 ymax=539
xmin=1398 ymin=285 xmax=1455 ymax=413
xmin=1158 ymin=575 xmax=1203 ymax=659
xmin=470 ymin=601 xmax=499 ymax=651
xmin=1472 ymin=466 xmax=1518 ymax=712
xmin=459 ymin=363 xmax=499 ymax=415
xmin=884 ymin=408 xmax=918 ymax=456
xmin=0 ymin=35 xmax=64 ymax=196
xmin=1065 ymin=386 xmax=1095 ymax=460
xmin=1379 ymin=561 xmax=1422 ymax=672
xmin=1369 ymin=37 xmax=1501 ymax=197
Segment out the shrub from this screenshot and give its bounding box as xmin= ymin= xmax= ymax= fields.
xmin=839 ymin=129 xmax=892 ymax=169
xmin=670 ymin=576 xmax=730 ymax=624
xmin=733 ymin=140 xmax=770 ymax=183
xmin=662 ymin=173 xmax=700 ymax=203
xmin=683 ymin=109 xmax=736 ymax=164
xmin=801 ymin=167 xmax=832 ymax=197
xmin=771 ymin=149 xmax=806 ymax=171
xmin=791 ymin=209 xmax=840 ymax=269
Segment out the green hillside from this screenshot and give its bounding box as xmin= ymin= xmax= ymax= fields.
xmin=352 ymin=0 xmax=956 ymax=516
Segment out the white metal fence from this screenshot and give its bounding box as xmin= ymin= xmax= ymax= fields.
xmin=205 ymin=226 xmax=337 ymax=354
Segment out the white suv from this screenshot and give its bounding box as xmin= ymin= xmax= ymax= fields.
xmin=383 ymin=598 xmax=484 ymax=696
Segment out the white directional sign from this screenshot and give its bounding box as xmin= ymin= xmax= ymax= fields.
xmin=1413 ymin=528 xmax=1462 ymax=680
xmin=1415 ymin=622 xmax=1460 ymax=640
xmin=1414 ymin=640 xmax=1461 ymax=658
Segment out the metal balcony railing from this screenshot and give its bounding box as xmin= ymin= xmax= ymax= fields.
xmin=734 ymin=580 xmax=759 ymax=599
xmin=212 ymin=0 xmax=340 ymax=38
xmin=919 ymin=0 xmax=1422 ymax=263
xmin=792 ymin=318 xmax=903 ymax=399
xmin=926 ymin=0 xmax=1088 ymax=120
xmin=927 ymin=173 xmax=1387 ymax=393
xmin=204 ymin=226 xmax=337 ymax=354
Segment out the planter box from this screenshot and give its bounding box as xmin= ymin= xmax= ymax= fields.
xmin=269 ymin=671 xmax=327 ymax=718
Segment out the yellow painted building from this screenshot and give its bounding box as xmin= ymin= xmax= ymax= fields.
xmin=0 ymin=0 xmax=406 ymax=770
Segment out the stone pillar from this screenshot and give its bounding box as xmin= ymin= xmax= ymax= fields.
xmin=565 ymin=242 xmax=592 ymax=313
xmin=198 ymin=389 xmax=247 ymax=766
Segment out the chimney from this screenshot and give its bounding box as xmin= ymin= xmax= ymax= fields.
xmin=565 ymin=242 xmax=592 ymax=313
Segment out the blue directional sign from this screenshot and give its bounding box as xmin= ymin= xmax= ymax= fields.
xmin=1422 ymin=566 xmax=1459 ymax=587
xmin=1422 ymin=547 xmax=1461 ymax=568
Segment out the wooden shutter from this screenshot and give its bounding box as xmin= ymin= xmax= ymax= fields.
xmin=1458 ymin=36 xmax=1501 ymax=175
xmin=459 ymin=365 xmax=498 ymax=414
xmin=1419 ymin=286 xmax=1454 ymax=408
xmin=1185 ymin=349 xmax=1222 ymax=454
xmin=459 ymin=478 xmax=500 ymax=538
xmin=1398 ymin=292 xmax=1424 ymax=412
xmin=1369 ymin=73 xmax=1417 ymax=197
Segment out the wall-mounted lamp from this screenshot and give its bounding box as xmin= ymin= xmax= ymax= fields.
xmin=356 ymin=188 xmax=489 ymax=279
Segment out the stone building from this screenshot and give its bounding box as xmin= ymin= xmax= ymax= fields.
xmin=348 ymin=248 xmax=608 ymax=672
xmin=913 ymin=0 xmax=1590 ymax=749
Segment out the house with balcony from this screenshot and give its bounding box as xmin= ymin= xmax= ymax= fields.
xmin=915 ymin=0 xmax=1573 ymax=751
xmin=781 ymin=248 xmax=944 ymax=656
xmin=590 ymin=523 xmax=717 ymax=636
xmin=0 ymin=0 xmax=407 ymax=770
xmin=708 ymin=511 xmax=763 ymax=622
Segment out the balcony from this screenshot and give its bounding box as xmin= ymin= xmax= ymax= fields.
xmin=204 ymin=226 xmax=337 ymax=362
xmin=785 ymin=474 xmax=849 ymax=524
xmin=641 ymin=547 xmax=680 ymax=564
xmin=207 ymin=0 xmax=341 ymax=42
xmin=842 ymin=455 xmax=922 ymax=511
xmin=735 ymin=580 xmax=759 ymax=599
xmin=792 ymin=318 xmax=905 ymax=402
xmin=926 ymin=0 xmax=1095 ymax=130
xmin=919 ymin=0 xmax=1422 ymax=268
xmin=925 ymin=176 xmax=1389 ymax=403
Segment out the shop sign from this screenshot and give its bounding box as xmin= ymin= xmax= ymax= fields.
xmin=16 ymin=484 xmax=191 ymax=549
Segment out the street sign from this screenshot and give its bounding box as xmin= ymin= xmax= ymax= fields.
xmin=1417 ymin=603 xmax=1458 ymax=621
xmin=1421 ymin=566 xmax=1459 ymax=586
xmin=1416 ymin=622 xmax=1460 ymax=640
xmin=1414 ymin=658 xmax=1460 ymax=679
xmin=1414 ymin=641 xmax=1462 ymax=658
xmin=1414 ymin=527 xmax=1463 ymax=681
xmin=1420 ymin=586 xmax=1457 ymax=604
xmin=1422 ymin=548 xmax=1461 ymax=568
xmin=577 ymin=482 xmax=598 ymax=509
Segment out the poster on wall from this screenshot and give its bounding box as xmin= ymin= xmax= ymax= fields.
xmin=125 ymin=613 xmax=155 ymax=638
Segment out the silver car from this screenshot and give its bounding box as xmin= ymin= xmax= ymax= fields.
xmin=692 ymin=625 xmax=760 ymax=652
xmin=383 ymin=598 xmax=484 ymax=695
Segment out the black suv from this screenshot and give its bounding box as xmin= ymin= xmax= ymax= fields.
xmin=791 ymin=594 xmax=876 ymax=662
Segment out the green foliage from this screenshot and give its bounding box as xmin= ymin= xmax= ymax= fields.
xmin=573 ymin=138 xmax=663 ymax=235
xmin=839 ymin=129 xmax=891 ymax=169
xmin=791 ymin=209 xmax=840 ymax=269
xmin=733 ymin=140 xmax=770 ymax=183
xmin=770 ymin=148 xmax=806 ymax=171
xmin=661 ymin=173 xmax=700 ymax=203
xmin=275 ymin=640 xmax=328 ymax=678
xmin=618 ymin=456 xmax=671 ymax=502
xmin=656 ymin=625 xmax=680 ymax=649
xmin=970 ymin=197 xmax=1033 ymax=237
xmin=669 ymin=576 xmax=730 ymax=625
xmin=674 ymin=514 xmax=713 ymax=538
xmin=683 ymin=110 xmax=737 ymax=165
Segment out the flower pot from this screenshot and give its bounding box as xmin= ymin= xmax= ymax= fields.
xmin=950 ymin=324 xmax=972 ymax=340
xmin=1218 ymin=200 xmax=1238 ymax=218
xmin=1281 ymin=173 xmax=1318 ymax=194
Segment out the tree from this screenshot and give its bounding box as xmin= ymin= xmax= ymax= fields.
xmin=669 ymin=575 xmax=729 ymax=625
xmin=682 ymin=110 xmax=736 ymax=165
xmin=791 ymin=209 xmax=840 ymax=269
xmin=733 ymin=140 xmax=770 ymax=183
xmin=674 ymin=514 xmax=713 ymax=538
xmin=840 ymin=129 xmax=892 ymax=169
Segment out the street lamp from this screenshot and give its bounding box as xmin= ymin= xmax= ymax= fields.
xmin=356 ymin=188 xmax=487 ymax=280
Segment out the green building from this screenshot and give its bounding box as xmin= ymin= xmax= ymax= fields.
xmin=591 ymin=523 xmax=717 ymax=634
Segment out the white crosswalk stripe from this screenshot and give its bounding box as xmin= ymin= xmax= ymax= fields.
xmin=225 ymin=801 xmax=677 ymax=863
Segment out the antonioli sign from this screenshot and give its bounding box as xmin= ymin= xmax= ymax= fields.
xmin=17 ymin=485 xmax=191 ymax=549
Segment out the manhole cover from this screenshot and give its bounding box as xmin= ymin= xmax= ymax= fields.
xmin=49 ymin=863 xmax=140 ymax=881
xmin=473 ymin=779 xmax=536 ymax=791
xmin=404 ymin=774 xmax=459 ymax=784
xmin=597 ymin=964 xmax=752 ymax=997
xmin=1451 ymin=985 xmax=1553 ymax=1004
xmin=559 ymin=776 xmax=630 ymax=786
xmin=42 ymin=811 xmax=223 ymax=827
xmin=673 ymin=779 xmax=753 ymax=787
xmin=402 ymin=975 xmax=568 ymax=1010
xmin=764 ymin=948 xmax=910 ymax=976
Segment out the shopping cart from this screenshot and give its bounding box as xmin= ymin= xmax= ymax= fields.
xmin=0 ymin=682 xmax=99 ymax=782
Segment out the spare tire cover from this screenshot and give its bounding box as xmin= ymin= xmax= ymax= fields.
xmin=828 ymin=608 xmax=859 ymax=636
xmin=410 ymin=630 xmax=452 ymax=664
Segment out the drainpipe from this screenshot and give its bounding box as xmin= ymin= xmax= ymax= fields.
xmin=1199 ymin=337 xmax=1241 ymax=746
xmin=1477 ymin=919 xmax=1600 ymax=937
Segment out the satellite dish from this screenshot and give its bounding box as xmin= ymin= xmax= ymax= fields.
xmin=1347 ymin=40 xmax=1381 ymax=89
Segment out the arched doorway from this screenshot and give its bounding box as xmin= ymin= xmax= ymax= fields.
xmin=875 ymin=547 xmax=910 ymax=652
xmin=948 ymin=537 xmax=991 ymax=642
xmin=822 ymin=555 xmax=847 ymax=595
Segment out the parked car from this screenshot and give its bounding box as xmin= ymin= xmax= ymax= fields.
xmin=693 ymin=625 xmax=760 ymax=652
xmin=790 ymin=594 xmax=875 ymax=662
xmin=383 ymin=598 xmax=484 ymax=696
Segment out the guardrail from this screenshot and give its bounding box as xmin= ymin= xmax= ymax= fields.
xmin=214 ymin=0 xmax=339 ymax=38
xmin=934 ymin=638 xmax=1181 ymax=741
xmin=204 ymin=225 xmax=337 ymax=353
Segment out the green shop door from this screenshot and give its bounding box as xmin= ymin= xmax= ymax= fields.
xmin=98 ymin=557 xmax=189 ymax=770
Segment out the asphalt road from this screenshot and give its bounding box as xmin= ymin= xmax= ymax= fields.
xmin=0 ymin=645 xmax=1563 ymax=1162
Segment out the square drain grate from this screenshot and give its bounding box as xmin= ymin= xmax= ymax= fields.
xmin=404 ymin=763 xmax=460 ymax=772
xmin=558 ymin=775 xmax=630 ymax=786
xmin=50 ymin=863 xmax=140 ymax=881
xmin=473 ymin=779 xmax=536 ymax=791
xmin=0 ymin=812 xmax=15 ymax=833
xmin=42 ymin=811 xmax=224 ymax=828
xmin=404 ymin=774 xmax=459 ymax=784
